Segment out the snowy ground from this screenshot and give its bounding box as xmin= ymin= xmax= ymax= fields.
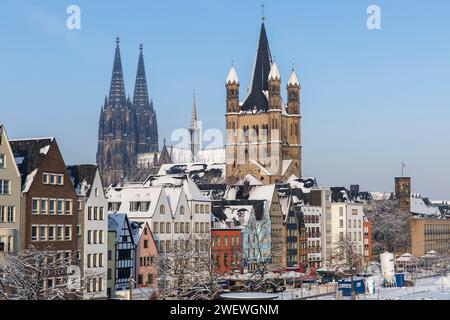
xmin=276 ymin=275 xmax=450 ymax=300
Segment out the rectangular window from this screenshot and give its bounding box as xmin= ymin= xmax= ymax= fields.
xmin=200 ymin=223 xmax=205 ymax=233
xmin=107 ymin=269 xmax=112 ymax=280
xmin=40 ymin=225 xmax=47 ymax=241
xmin=99 ymin=207 xmax=104 ymax=220
xmin=0 ymin=236 xmax=5 ymax=252
xmin=99 ymin=253 xmax=104 ymax=267
xmin=159 ymin=222 xmax=165 ymax=234
xmin=195 ymin=222 xmax=199 ymax=233
xmin=0 ymin=154 xmax=5 ymax=169
xmin=65 ymin=200 xmax=72 ymax=215
xmin=50 ymin=174 xmax=56 ymax=185
xmin=42 ymin=173 xmax=49 ymax=184
xmin=57 ymin=174 xmax=64 ymax=185
xmin=99 ymin=230 xmax=103 ymax=244
xmin=200 ymin=205 xmax=204 ymax=214
xmin=87 ymin=254 xmax=92 ymax=268
xmin=31 ymin=225 xmax=38 ymax=241
xmin=76 ymin=225 xmax=81 ymax=236
xmin=352 ymin=209 xmax=358 ymax=216
xmin=48 ymin=225 xmax=55 ymax=241
xmin=49 ymin=199 xmax=56 ymax=215
xmin=140 ymin=202 xmax=150 ymax=212
xmin=180 ymin=222 xmax=184 ymax=234
xmin=93 ymin=230 xmax=98 ymax=244
xmin=153 ymin=222 xmax=158 ymax=233
xmin=87 ymin=230 xmax=92 ymax=244
xmin=77 ymin=200 xmax=82 ymax=211
xmin=0 ymin=206 xmax=4 ymax=222
xmin=166 ymin=222 xmax=171 ymax=233
xmin=32 ymin=198 xmax=39 ymax=214
xmin=144 ymin=240 xmax=148 ymax=248
xmin=339 ymin=207 xmax=343 ymax=216
xmin=130 ymin=202 xmax=139 ymax=212
xmin=175 ymin=222 xmax=179 ymax=233
xmin=7 ymin=206 xmax=14 ymax=222
xmin=0 ymin=180 xmax=9 ymax=195
xmin=185 ymin=222 xmax=190 ymax=232
xmin=57 ymin=225 xmax=63 ymax=240
xmin=94 ymin=207 xmax=98 ymax=220
xmin=65 ymin=225 xmax=72 ymax=241
xmin=40 ymin=199 xmax=47 ymax=214
xmin=57 ymin=200 xmax=63 ymax=215
xmin=108 ymin=250 xmax=112 ymax=261
xmin=195 ymin=204 xmax=199 ymax=213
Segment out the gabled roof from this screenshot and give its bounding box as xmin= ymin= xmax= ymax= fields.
xmin=108 ymin=213 xmax=133 ymax=244
xmin=241 ymin=22 xmax=273 ymax=112
xmin=9 ymin=137 xmax=55 ymax=192
xmin=67 ymin=164 xmax=98 ymax=197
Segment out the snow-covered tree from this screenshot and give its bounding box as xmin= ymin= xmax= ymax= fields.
xmin=364 ymin=199 xmax=411 ymax=254
xmin=157 ymin=233 xmax=225 ymax=300
xmin=0 ymin=246 xmax=104 ymax=300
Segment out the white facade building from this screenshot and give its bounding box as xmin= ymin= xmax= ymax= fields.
xmin=330 ymin=202 xmax=365 ymax=257
xmin=67 ymin=165 xmax=108 ymax=299
xmin=106 ymin=175 xmax=211 ymax=256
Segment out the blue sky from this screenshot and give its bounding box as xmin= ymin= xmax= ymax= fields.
xmin=1 ymin=0 xmax=450 ymax=199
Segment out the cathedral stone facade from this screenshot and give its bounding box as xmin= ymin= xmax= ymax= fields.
xmin=97 ymin=39 xmax=158 ymax=187
xmin=225 ymin=22 xmax=302 ymax=185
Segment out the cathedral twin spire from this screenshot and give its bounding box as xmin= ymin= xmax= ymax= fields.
xmin=106 ymin=38 xmax=153 ymax=113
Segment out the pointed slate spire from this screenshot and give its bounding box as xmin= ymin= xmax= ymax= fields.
xmin=191 ymin=91 xmax=198 ymax=129
xmin=133 ymin=44 xmax=150 ymax=111
xmin=159 ymin=138 xmax=172 ymax=165
xmin=241 ymin=22 xmax=273 ymax=111
xmin=108 ymin=37 xmax=126 ymax=107
xmin=288 ymin=68 xmax=300 ymax=87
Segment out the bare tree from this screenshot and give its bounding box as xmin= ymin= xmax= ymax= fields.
xmin=329 ymin=239 xmax=364 ymax=300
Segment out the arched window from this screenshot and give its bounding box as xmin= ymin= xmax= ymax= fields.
xmin=160 ymin=205 xmax=165 ymax=215
xmin=180 ymin=206 xmax=185 ymax=215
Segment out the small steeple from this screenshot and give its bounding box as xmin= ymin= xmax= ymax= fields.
xmin=268 ymin=62 xmax=281 ymax=81
xmin=108 ymin=37 xmax=126 ymax=106
xmin=133 ymin=43 xmax=150 ymax=111
xmin=226 ymin=66 xmax=239 ymax=84
xmin=288 ymin=68 xmax=300 ymax=87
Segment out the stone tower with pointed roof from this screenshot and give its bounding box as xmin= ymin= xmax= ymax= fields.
xmin=225 ymin=22 xmax=302 ymax=185
xmin=97 ymin=39 xmax=159 ymax=187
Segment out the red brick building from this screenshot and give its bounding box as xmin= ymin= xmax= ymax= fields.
xmin=363 ymin=220 xmax=373 ymax=262
xmin=211 ymin=228 xmax=241 ymax=275
xmin=10 ymin=138 xmax=79 ymax=256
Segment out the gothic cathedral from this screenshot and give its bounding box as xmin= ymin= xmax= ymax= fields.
xmin=97 ymin=39 xmax=159 ymax=187
xmin=225 ymin=22 xmax=302 ymax=185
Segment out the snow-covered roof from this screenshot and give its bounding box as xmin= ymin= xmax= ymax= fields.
xmin=226 ymin=66 xmax=239 ymax=84
xmin=223 ymin=205 xmax=253 ymax=226
xmin=236 ymin=174 xmax=264 ymax=186
xmin=10 ymin=137 xmax=55 ymax=192
xmin=268 ymin=62 xmax=280 ymax=80
xmin=287 ymin=175 xmax=317 ymax=193
xmin=410 ymin=195 xmax=440 ymax=216
xmin=108 ymin=213 xmax=129 ymax=243
xmin=288 ymin=69 xmax=300 ymax=87
xmin=107 ymin=185 xmax=165 ymax=217
xmin=164 ymin=186 xmax=183 ymax=213
xmin=67 ymin=164 xmax=98 ymax=197
xmin=156 ymin=162 xmax=225 ymax=185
